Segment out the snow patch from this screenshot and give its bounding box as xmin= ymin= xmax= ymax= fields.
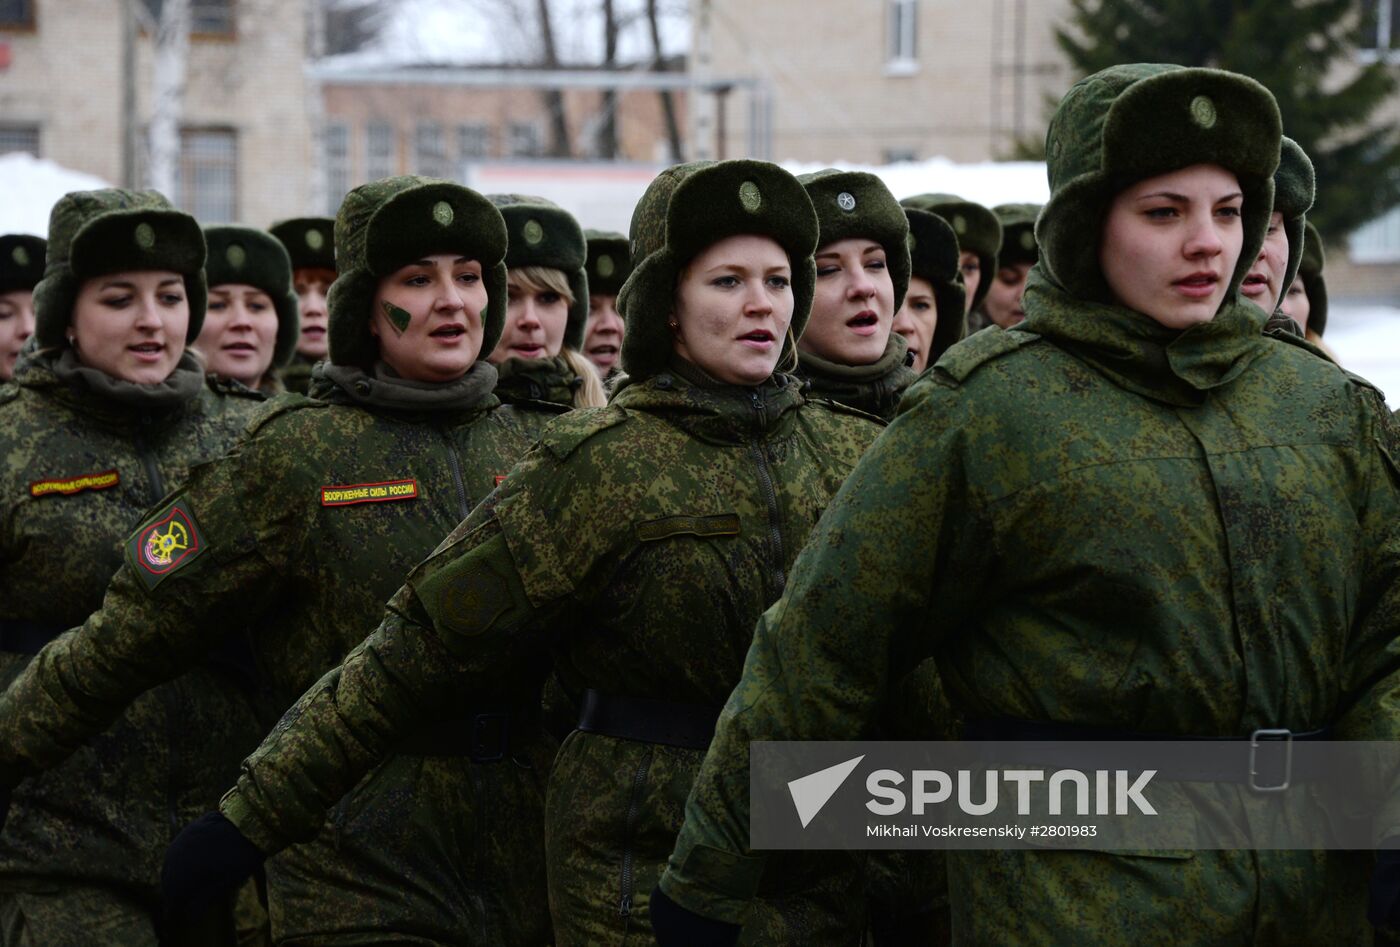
xmin=781 ymin=157 xmax=1051 ymax=207
xmin=0 ymin=153 xmax=111 ymax=238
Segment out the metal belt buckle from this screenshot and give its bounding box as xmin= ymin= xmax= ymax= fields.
xmin=471 ymin=712 xmax=510 ymax=763
xmin=1249 ymin=728 xmax=1293 ymax=792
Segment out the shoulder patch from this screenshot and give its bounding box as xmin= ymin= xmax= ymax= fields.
xmin=538 ymin=405 xmax=629 ymax=461
xmin=125 ymin=498 xmax=207 ymax=592
xmin=933 ymin=326 xmax=1040 ymax=384
xmin=30 ymin=468 xmax=120 ymax=498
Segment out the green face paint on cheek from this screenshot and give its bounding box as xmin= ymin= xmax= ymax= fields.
xmin=381 ymin=301 xmax=412 ymax=335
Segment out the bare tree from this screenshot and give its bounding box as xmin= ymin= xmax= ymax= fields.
xmin=146 ymin=0 xmax=192 ymax=199
xmin=535 ymin=0 xmax=572 ymax=157
xmin=596 ymin=0 xmax=619 ymax=159
xmin=323 ymin=0 xmax=386 ymax=56
xmin=646 ymin=0 xmax=683 ymax=162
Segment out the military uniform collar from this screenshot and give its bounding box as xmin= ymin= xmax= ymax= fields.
xmin=1020 ymin=269 xmax=1271 ymax=407
xmin=612 ymin=357 xmax=805 ymax=444
xmin=493 ymin=355 xmax=581 ymax=408
xmin=796 ymin=333 xmax=916 ymax=421
xmin=316 ymin=359 xmax=500 ymax=415
xmin=16 ymin=349 xmax=205 ymax=421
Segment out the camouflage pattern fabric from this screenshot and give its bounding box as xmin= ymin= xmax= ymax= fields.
xmin=657 ymin=271 xmax=1400 ymax=942
xmin=0 ymin=352 xmax=265 ymax=929
xmin=216 ymin=363 xmax=883 ymax=946
xmin=0 ymin=362 xmax=561 ymax=945
xmin=0 ymin=884 xmax=159 ymax=946
xmin=796 ymin=333 xmax=917 ymax=422
xmin=494 ymin=354 xmax=584 ymax=409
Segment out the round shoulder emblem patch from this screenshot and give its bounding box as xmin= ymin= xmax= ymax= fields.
xmin=226 ymin=243 xmax=247 ymax=269
xmin=1020 ymin=230 xmax=1036 ymax=251
xmin=134 ymin=222 xmax=156 ymax=250
xmin=952 ymin=214 xmax=968 ymax=235
xmin=837 ymin=192 xmax=857 ymax=212
xmin=1190 ymin=95 xmax=1217 ymax=129
xmin=738 ymin=181 xmax=762 ymax=213
xmin=523 ymin=219 xmax=545 ymax=245
xmin=305 ymin=229 xmax=325 ymax=250
xmin=596 ymin=254 xmax=615 ymax=278
xmin=432 ymin=201 xmax=455 ymax=226
xmin=11 ymin=245 xmax=29 ymax=267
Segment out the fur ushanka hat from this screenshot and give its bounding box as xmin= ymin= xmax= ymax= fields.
xmin=584 ymin=229 xmax=632 ymax=297
xmin=0 ymin=235 xmax=46 ymax=295
xmin=327 ymin=176 xmax=509 ymax=369
xmin=617 ymin=159 xmax=819 ymax=380
xmin=904 ymin=208 xmax=966 ymax=361
xmin=33 ymin=189 xmax=207 ymax=349
xmin=900 ymin=193 xmax=1001 ymax=310
xmin=797 ymin=169 xmax=911 ymax=313
xmin=489 ymin=195 xmax=590 ymax=350
xmin=268 ymin=217 xmax=336 ymax=272
xmin=203 ymin=225 xmax=301 ymax=369
xmin=1037 ymin=63 xmax=1282 ymax=305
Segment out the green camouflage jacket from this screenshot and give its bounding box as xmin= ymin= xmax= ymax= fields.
xmin=658 ymin=272 xmax=1400 ymax=942
xmin=796 ymin=333 xmax=917 ymax=423
xmin=216 ymin=363 xmax=882 ymax=945
xmin=0 ymin=350 xmax=265 ymax=895
xmin=0 ymin=361 xmax=568 ymax=941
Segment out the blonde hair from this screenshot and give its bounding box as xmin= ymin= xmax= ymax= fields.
xmin=563 ymin=347 xmax=608 ymax=408
xmin=508 ymin=265 xmax=575 ymax=306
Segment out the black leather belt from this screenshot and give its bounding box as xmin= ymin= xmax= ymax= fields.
xmin=0 ymin=620 xmax=65 ymax=655
xmin=965 ymin=717 xmax=1333 ymax=791
xmin=576 ymin=689 xmax=720 ymax=751
xmin=400 ymin=709 xmax=533 ymax=762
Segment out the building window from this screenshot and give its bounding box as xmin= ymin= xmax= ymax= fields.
xmin=507 ymin=122 xmax=542 ymax=158
xmin=886 ymin=0 xmax=918 ymax=72
xmin=1365 ymin=0 xmax=1400 ymax=51
xmin=883 ymin=147 xmax=918 ymax=164
xmin=177 ymin=127 xmax=237 ymax=222
xmin=1351 ymin=206 xmax=1400 ymax=264
xmin=457 ymin=123 xmax=490 ymax=161
xmin=325 ymin=123 xmax=349 ymax=215
xmin=143 ymin=0 xmax=234 ymax=36
xmin=365 ymin=121 xmax=394 ymax=181
xmin=0 ymin=0 xmax=35 ymax=29
xmin=414 ymin=121 xmax=447 ymax=178
xmin=0 ymin=124 xmax=39 ymax=156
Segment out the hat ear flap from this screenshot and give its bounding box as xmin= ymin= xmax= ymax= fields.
xmin=618 ymin=249 xmax=680 ymax=379
xmin=31 ymin=270 xmax=78 ymax=350
xmin=327 ymin=270 xmax=380 ymax=369
xmin=184 ymin=270 xmax=208 ymax=344
xmin=930 ymin=282 xmax=968 ymax=361
xmin=565 ymin=268 xmax=589 ymax=350
xmin=479 ymin=260 xmax=509 ymax=360
xmin=271 ymin=290 xmax=301 ymax=368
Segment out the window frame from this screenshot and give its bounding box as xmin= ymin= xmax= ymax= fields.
xmin=0 ymin=123 xmax=41 ymax=157
xmin=177 ymin=125 xmax=238 ymax=223
xmin=884 ymin=0 xmax=919 ymax=76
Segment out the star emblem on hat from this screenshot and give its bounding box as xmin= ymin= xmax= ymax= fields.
xmin=597 ymin=255 xmax=615 ymax=277
xmin=226 ymin=244 xmax=246 ymax=268
xmin=306 ymin=229 xmax=325 ymax=250
xmin=135 ymin=223 xmax=156 ymax=250
xmin=523 ymin=220 xmax=544 ymax=245
xmin=837 ymin=192 xmax=857 ymax=212
xmin=432 ymin=201 xmax=455 ymax=227
xmin=739 ymin=181 xmax=762 ymax=213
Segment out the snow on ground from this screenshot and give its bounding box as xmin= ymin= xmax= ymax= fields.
xmin=781 ymin=157 xmax=1051 ymax=207
xmin=1326 ymin=305 xmax=1400 ymax=404
xmin=0 ymin=153 xmax=110 ymax=237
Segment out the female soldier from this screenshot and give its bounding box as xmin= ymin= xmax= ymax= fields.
xmin=0 ymin=189 xmax=265 ymax=943
xmin=157 ymin=159 xmax=885 ymax=945
xmin=890 ymin=208 xmax=965 ymax=374
xmin=901 ymin=193 xmax=1000 ymax=330
xmin=0 ymin=235 xmax=42 ymax=382
xmin=1281 ymin=221 xmax=1328 ymax=345
xmin=268 ymin=217 xmax=335 ymax=396
xmin=487 ymin=194 xmax=606 ymax=408
xmin=978 ymin=203 xmax=1040 ymax=329
xmin=793 ymin=169 xmax=914 ymax=421
xmin=193 ymin=226 xmax=299 ymax=395
xmin=653 ymin=64 xmax=1400 ymax=943
xmin=582 ymin=229 xmax=631 ymax=380
xmin=0 ymin=177 xmax=561 ymax=945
